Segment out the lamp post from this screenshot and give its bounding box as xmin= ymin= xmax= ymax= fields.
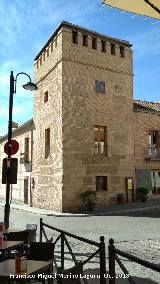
xmin=4 ymin=71 xmax=38 ymax=229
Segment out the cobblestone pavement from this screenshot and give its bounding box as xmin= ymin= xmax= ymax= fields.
xmin=0 ymin=207 xmax=160 ymax=283
xmin=38 ymin=221 xmax=160 ymax=283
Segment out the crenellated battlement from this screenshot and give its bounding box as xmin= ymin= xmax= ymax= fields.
xmin=34 ymin=21 xmax=132 ymax=82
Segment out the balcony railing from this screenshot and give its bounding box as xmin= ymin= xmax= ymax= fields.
xmin=145 ymin=146 xmax=160 ymax=160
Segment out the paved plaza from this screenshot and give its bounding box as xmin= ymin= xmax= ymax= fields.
xmin=0 ymin=204 xmax=159 ymax=283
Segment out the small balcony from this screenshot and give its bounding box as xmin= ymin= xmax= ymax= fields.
xmin=145 ymin=146 xmax=160 ymax=160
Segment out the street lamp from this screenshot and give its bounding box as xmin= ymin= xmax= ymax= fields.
xmin=4 ymin=71 xmax=38 ymax=229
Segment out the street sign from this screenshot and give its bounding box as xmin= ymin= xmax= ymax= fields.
xmin=4 ymin=139 xmax=19 ymax=155
xmin=2 ymin=158 xmax=18 ymax=184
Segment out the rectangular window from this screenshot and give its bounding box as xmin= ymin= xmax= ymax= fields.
xmin=44 ymin=91 xmax=48 ymax=103
xmin=120 ymin=46 xmax=125 ymax=58
xmin=83 ymin=34 xmax=88 ymax=46
xmin=72 ymin=31 xmax=78 ymax=44
xmin=36 ymin=61 xmax=39 ymax=69
xmin=24 ymin=137 xmax=29 ymax=162
xmin=40 ymin=56 xmax=42 ymax=65
xmin=45 ymin=128 xmax=50 ymax=158
xmin=111 ymin=44 xmax=116 ymax=55
xmin=92 ymin=38 xmax=97 ymax=50
xmin=94 ymin=126 xmax=106 ymax=154
xmin=149 ymin=131 xmax=158 ymax=147
xmin=101 ymin=40 xmax=106 ymax=53
xmin=96 ymin=176 xmax=107 ymax=191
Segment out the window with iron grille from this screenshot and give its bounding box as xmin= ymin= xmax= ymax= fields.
xmin=94 ymin=126 xmax=107 ymax=155
xmin=96 ymin=176 xmax=108 ymax=191
xmin=45 ymin=128 xmax=50 ymax=158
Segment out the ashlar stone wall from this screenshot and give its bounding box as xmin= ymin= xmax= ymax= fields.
xmin=32 ymin=30 xmax=63 ymax=210
xmin=61 ymin=26 xmax=134 ymax=211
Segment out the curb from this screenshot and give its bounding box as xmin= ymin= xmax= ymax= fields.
xmin=94 ymin=205 xmax=160 ymax=216
xmin=0 ymin=203 xmax=160 ymax=217
xmin=0 ymin=203 xmax=88 ymax=217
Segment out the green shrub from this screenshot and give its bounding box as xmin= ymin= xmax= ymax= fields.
xmin=137 ymin=187 xmax=149 ymax=196
xmin=137 ymin=187 xmax=149 ymax=202
xmin=80 ymin=191 xmax=97 ymax=204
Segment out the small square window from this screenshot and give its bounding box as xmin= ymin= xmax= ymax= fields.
xmin=44 ymin=91 xmax=48 ymax=103
xmin=95 ymin=80 xmax=105 ymax=93
xmin=72 ymin=31 xmax=78 ymax=44
xmin=96 ymin=176 xmax=107 ymax=191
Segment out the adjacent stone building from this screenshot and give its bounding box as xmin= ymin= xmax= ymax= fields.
xmin=0 ymin=119 xmax=34 ymax=205
xmin=0 ymin=21 xmax=160 ymax=211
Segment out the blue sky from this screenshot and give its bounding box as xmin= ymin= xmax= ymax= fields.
xmin=0 ymin=0 xmax=160 ymax=136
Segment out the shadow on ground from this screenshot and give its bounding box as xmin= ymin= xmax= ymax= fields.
xmin=52 ymin=252 xmax=159 ymax=284
xmin=83 ymin=268 xmax=159 ymax=284
xmin=104 ymin=208 xmax=160 ymax=218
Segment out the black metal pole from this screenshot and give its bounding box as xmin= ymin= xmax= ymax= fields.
xmin=40 ymin=218 xmax=43 ymax=242
xmin=108 ymin=238 xmax=115 ymax=284
xmin=61 ymin=233 xmax=64 ymax=271
xmin=4 ymin=71 xmax=14 ymax=229
xmin=99 ymin=236 xmax=106 ymax=284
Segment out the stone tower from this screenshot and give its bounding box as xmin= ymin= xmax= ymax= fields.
xmin=33 ymin=21 xmax=134 ymax=212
